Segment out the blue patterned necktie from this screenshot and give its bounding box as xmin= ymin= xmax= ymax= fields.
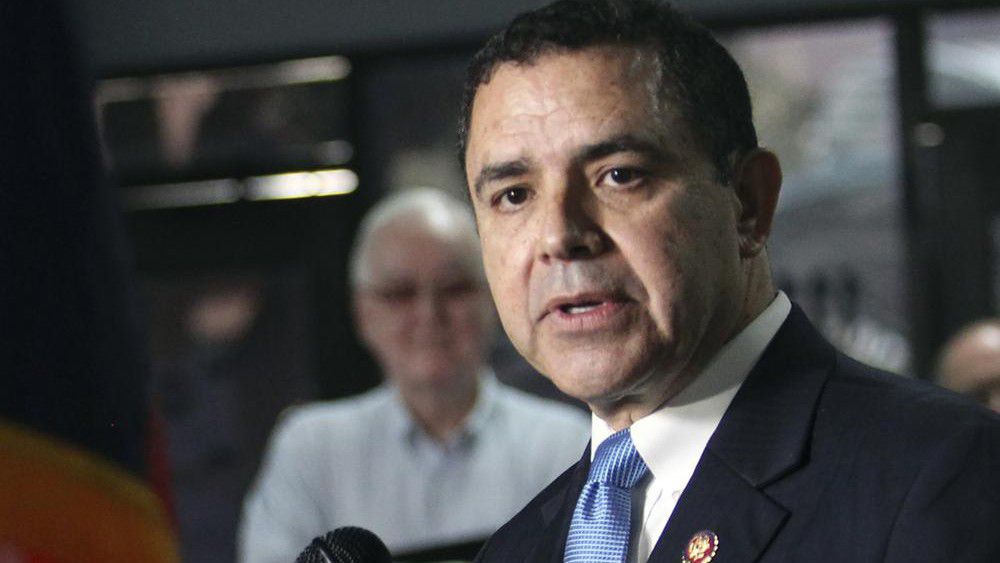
xmin=564 ymin=428 xmax=649 ymax=563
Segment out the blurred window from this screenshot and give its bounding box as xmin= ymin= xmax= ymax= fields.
xmin=927 ymin=9 xmax=1000 ymax=109
xmin=723 ymin=20 xmax=910 ymax=374
xmin=96 ymin=56 xmax=355 ymax=208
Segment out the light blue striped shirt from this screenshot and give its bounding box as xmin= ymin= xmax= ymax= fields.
xmin=239 ymin=372 xmax=589 ymax=562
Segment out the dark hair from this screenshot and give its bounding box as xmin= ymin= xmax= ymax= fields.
xmin=458 ymin=0 xmax=757 ymax=183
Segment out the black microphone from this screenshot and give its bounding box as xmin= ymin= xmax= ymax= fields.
xmin=295 ymin=527 xmax=392 ymax=563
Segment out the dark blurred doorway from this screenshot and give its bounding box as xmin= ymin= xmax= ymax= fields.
xmin=913 ymin=106 xmax=1000 ymax=370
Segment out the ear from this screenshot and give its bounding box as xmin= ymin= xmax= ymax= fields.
xmin=732 ymin=149 xmax=782 ymax=258
xmin=352 ymin=291 xmax=375 ymax=349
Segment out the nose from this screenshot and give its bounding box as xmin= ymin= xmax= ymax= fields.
xmin=413 ymin=286 xmax=448 ymax=327
xmin=538 ymin=184 xmax=606 ymax=263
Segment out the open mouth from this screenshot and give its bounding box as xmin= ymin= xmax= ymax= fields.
xmin=558 ymin=300 xmax=605 ymax=315
xmin=542 ymin=292 xmax=629 ymax=322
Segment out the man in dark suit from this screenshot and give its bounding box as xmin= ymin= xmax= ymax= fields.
xmin=458 ymin=0 xmax=1000 ymax=561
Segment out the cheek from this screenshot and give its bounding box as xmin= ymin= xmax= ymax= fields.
xmin=487 ymin=281 xmax=524 ymax=338
xmin=482 ymin=234 xmax=527 ymax=303
xmin=482 ymin=269 xmax=531 ymax=354
xmin=373 ymin=320 xmax=410 ymax=352
xmin=359 ymin=307 xmax=388 ymax=340
xmin=363 ymin=324 xmax=409 ymax=374
xmin=619 ymin=217 xmax=707 ymax=322
xmin=450 ymin=300 xmax=490 ymax=336
xmin=649 ymin=209 xmax=740 ymax=327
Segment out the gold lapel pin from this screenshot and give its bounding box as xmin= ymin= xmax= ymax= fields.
xmin=681 ymin=530 xmax=719 ymax=563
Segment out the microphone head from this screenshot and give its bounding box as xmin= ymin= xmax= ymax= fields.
xmin=295 ymin=527 xmax=392 ymax=563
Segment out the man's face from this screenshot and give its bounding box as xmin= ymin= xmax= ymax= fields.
xmin=939 ymin=326 xmax=1000 ymax=414
xmin=464 ymin=46 xmax=750 ymax=411
xmin=354 ymin=220 xmax=494 ymax=392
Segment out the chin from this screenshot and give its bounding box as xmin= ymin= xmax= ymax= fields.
xmin=406 ymin=361 xmax=474 ymax=385
xmin=545 ymin=347 xmax=669 ymax=405
xmin=547 ymin=365 xmax=637 ymax=404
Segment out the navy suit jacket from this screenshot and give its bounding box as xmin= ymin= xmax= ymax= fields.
xmin=475 ymin=306 xmax=1000 ymax=562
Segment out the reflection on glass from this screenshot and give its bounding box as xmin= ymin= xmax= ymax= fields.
xmin=145 ymin=270 xmax=316 ymax=563
xmin=723 ymin=20 xmax=910 ymax=374
xmin=96 ymin=56 xmax=354 ymax=184
xmin=123 ymin=168 xmax=359 ymax=210
xmin=928 ymin=9 xmax=1000 ymax=109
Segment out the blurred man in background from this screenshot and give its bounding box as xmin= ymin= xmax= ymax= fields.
xmin=937 ymin=319 xmax=1000 ymax=413
xmin=238 ymin=187 xmax=589 ymax=561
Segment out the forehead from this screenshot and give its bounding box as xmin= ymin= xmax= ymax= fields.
xmin=365 ymin=219 xmax=478 ymax=280
xmin=468 ymin=46 xmax=668 ymax=147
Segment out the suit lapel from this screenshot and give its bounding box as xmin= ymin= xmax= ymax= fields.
xmin=649 ymin=306 xmax=835 ymax=562
xmin=646 ymin=450 xmax=789 ymax=562
xmin=523 ymin=444 xmax=591 ymax=563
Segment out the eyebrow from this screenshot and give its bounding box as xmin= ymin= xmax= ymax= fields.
xmin=575 ymin=134 xmax=666 ymax=164
xmin=472 ymin=159 xmax=530 ymax=198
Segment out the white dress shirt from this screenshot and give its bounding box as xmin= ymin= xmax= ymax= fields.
xmin=589 ymin=292 xmax=791 ymax=563
xmin=239 ymin=371 xmax=589 ymax=562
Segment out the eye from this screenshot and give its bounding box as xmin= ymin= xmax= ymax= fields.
xmin=440 ymin=279 xmax=479 ymax=299
xmin=370 ymin=285 xmax=417 ymax=305
xmin=492 ymin=186 xmax=532 ymax=211
xmin=599 ymin=167 xmax=647 ymax=188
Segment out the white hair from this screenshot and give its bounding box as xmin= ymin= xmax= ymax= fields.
xmin=348 ymin=187 xmax=482 ymax=288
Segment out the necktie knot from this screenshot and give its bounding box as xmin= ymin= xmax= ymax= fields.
xmin=564 ymin=428 xmax=648 ymax=563
xmin=588 ymin=428 xmax=648 ymax=489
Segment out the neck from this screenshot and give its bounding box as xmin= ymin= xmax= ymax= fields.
xmin=589 ymin=370 xmax=698 ymax=431
xmin=399 ymin=372 xmax=480 ymax=442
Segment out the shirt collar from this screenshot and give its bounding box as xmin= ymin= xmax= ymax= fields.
xmin=386 ymin=367 xmax=499 ymax=448
xmin=463 ymin=368 xmax=500 ymax=438
xmin=591 ymin=291 xmax=792 ymax=470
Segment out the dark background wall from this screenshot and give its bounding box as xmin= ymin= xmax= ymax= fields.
xmin=71 ymin=0 xmax=981 ymax=75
